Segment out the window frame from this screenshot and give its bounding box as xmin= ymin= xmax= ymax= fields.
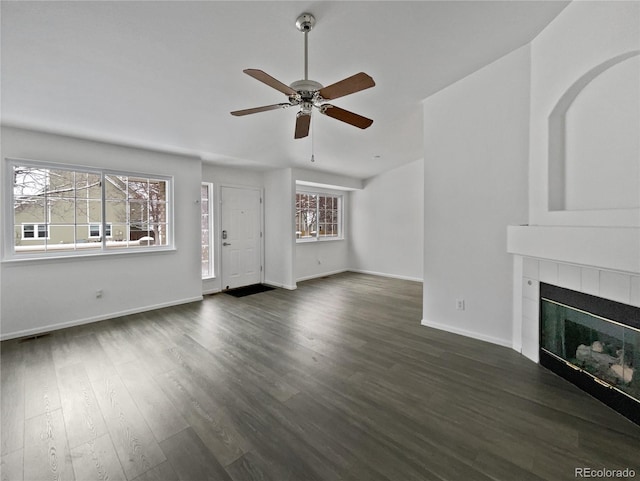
xmin=295 ymin=190 xmax=344 ymax=243
xmin=201 ymin=182 xmax=215 ymax=279
xmin=5 ymin=157 xmax=174 ymax=260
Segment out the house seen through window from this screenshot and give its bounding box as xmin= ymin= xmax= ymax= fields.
xmin=10 ymin=161 xmax=171 ymax=256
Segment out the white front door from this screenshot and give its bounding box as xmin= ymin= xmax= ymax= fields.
xmin=220 ymin=186 xmax=262 ymax=290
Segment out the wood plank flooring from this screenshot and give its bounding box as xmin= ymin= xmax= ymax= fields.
xmin=2 ymin=272 xmax=639 ymax=480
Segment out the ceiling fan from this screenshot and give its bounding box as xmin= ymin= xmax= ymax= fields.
xmin=230 ymin=13 xmax=375 ymax=139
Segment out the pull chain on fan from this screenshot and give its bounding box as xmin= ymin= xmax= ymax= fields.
xmin=310 ymin=113 xmax=315 ymax=162
xmin=230 ymin=13 xmax=375 ymax=139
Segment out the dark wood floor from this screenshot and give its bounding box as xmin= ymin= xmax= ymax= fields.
xmin=2 ymin=272 xmax=639 ymax=481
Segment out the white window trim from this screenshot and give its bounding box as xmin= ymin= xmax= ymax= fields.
xmin=5 ymin=157 xmax=174 ymax=261
xmin=295 ymin=190 xmax=344 ymax=243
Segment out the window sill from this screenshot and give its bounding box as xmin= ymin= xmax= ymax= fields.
xmin=2 ymin=246 xmax=177 ymax=266
xmin=296 ymin=237 xmax=344 ymax=244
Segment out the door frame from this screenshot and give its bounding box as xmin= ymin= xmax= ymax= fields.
xmin=217 ymin=184 xmax=264 ymax=289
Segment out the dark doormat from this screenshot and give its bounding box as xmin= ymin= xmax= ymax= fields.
xmin=225 ymin=284 xmax=276 ymax=298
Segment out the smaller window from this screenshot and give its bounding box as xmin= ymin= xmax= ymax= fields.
xmin=201 ymin=182 xmax=214 ymax=278
xmin=22 ymin=223 xmax=49 ymax=240
xmin=295 ymin=191 xmax=342 ymax=241
xmin=89 ymin=223 xmax=112 ymax=238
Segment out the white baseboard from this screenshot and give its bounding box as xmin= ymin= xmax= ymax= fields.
xmin=349 ymin=269 xmax=423 ymax=283
xmin=263 ymin=280 xmax=297 ymax=290
xmin=0 ymin=296 xmax=203 ymax=341
xmin=203 ymin=288 xmax=221 ymax=296
xmin=296 ymin=269 xmax=349 ymax=282
xmin=420 ymin=318 xmax=513 ymax=348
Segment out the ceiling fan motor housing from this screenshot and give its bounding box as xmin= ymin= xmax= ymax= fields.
xmin=289 ymin=79 xmax=324 ymax=104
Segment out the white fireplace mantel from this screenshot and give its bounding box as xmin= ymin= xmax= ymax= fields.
xmin=507 ymin=225 xmax=640 ymax=274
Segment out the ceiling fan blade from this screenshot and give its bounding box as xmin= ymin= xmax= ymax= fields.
xmin=230 ymin=103 xmax=291 ymax=116
xmin=318 ymin=72 xmax=375 ymax=100
xmin=320 ymin=105 xmax=373 ymax=129
xmin=294 ymin=113 xmax=311 ymax=139
xmin=244 ymin=69 xmax=297 ymax=96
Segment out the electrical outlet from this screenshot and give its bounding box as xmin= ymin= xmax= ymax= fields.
xmin=96 ymin=289 xmax=103 ymax=299
xmin=456 ymin=299 xmax=465 ymax=311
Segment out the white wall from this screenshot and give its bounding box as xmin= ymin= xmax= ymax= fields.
xmin=0 ymin=127 xmax=202 ymax=340
xmin=202 ymin=164 xmax=264 ymax=189
xmin=422 ymin=46 xmax=531 ymax=347
xmin=564 ymin=55 xmax=639 ymax=211
xmin=264 ymin=168 xmax=295 ymax=289
xmin=509 ymin=1 xmax=640 ymax=360
xmin=296 ymin=237 xmax=350 ymax=282
xmin=349 ymin=158 xmax=424 ymax=282
xmin=201 ymin=163 xmax=264 ymax=294
xmin=293 ymin=168 xmax=363 ymax=191
xmin=529 ymin=0 xmax=640 ymax=227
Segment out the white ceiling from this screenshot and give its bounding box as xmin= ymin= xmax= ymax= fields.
xmin=1 ymin=1 xmax=569 ymax=179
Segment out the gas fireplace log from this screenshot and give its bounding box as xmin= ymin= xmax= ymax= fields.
xmin=610 ymin=364 xmax=634 ymax=383
xmin=576 ymin=344 xmax=635 ymax=384
xmin=576 ymin=344 xmax=617 ymax=367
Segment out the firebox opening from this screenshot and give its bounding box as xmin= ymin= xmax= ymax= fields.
xmin=539 ymin=283 xmax=640 ymax=426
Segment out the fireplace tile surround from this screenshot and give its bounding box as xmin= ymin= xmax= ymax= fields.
xmin=512 ymin=257 xmax=640 ymax=363
xmin=513 ymin=256 xmax=640 ymax=363
xmin=508 ymin=225 xmax=640 ymax=363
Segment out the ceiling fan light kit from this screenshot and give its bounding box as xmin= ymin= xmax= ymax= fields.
xmin=230 ymin=13 xmax=375 ymax=139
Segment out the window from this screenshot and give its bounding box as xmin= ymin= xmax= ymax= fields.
xmin=22 ymin=223 xmax=49 ymax=239
xmin=9 ymin=160 xmax=172 ymax=257
xmin=295 ymin=191 xmax=342 ymax=241
xmin=201 ymin=182 xmax=214 ymax=278
xmin=89 ymin=223 xmax=112 ymax=239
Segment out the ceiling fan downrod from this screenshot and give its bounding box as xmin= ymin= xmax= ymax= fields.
xmin=296 ymin=13 xmax=315 ymax=82
xmin=290 ymin=13 xmax=322 ymax=104
xmin=304 ymin=31 xmax=308 ymax=81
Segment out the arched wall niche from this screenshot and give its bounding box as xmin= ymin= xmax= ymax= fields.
xmin=548 ymin=50 xmax=640 ymax=212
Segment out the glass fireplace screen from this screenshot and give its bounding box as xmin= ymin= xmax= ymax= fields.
xmin=540 ymin=298 xmax=640 ymax=403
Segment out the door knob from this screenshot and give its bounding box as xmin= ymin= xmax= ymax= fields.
xmin=223 ymin=242 xmax=231 ymax=246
